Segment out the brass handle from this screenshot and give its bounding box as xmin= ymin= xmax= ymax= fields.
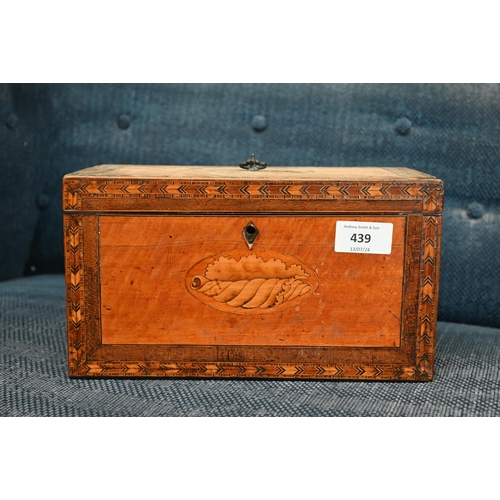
xmin=239 ymin=154 xmax=267 ymax=171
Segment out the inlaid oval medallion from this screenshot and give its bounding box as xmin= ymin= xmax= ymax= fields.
xmin=186 ymin=250 xmax=318 ymax=315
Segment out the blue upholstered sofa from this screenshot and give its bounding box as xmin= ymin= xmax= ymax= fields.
xmin=1 ymin=83 xmax=499 ymax=416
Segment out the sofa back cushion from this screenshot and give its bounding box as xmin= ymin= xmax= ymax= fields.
xmin=1 ymin=83 xmax=499 ymax=327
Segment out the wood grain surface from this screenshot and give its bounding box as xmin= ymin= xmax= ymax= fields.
xmin=99 ymin=215 xmax=405 ymax=347
xmin=65 ymin=165 xmax=436 ymax=180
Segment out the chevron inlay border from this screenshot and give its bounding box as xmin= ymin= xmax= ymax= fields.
xmin=65 ymin=214 xmax=89 ymax=376
xmin=82 ymin=361 xmax=428 ymax=380
xmin=414 ymin=215 xmax=441 ymax=380
xmin=64 ymin=179 xmax=443 ymax=213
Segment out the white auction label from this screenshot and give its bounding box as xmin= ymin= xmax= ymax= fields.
xmin=334 ymin=221 xmax=393 ymax=254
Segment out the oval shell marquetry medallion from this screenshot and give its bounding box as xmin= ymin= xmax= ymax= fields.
xmin=186 ymin=250 xmax=318 ymax=315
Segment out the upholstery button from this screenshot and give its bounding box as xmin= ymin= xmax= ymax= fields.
xmin=251 ymin=115 xmax=267 ymax=132
xmin=117 ymin=114 xmax=131 ymax=130
xmin=394 ymin=117 xmax=412 ymax=136
xmin=37 ymin=193 xmax=51 ymax=209
xmin=466 ymin=202 xmax=485 ymax=219
xmin=6 ymin=113 xmax=18 ymax=129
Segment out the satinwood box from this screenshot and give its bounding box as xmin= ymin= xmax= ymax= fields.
xmin=63 ymin=163 xmax=443 ymax=381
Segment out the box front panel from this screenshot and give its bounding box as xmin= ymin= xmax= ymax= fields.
xmin=99 ymin=215 xmax=406 ymax=348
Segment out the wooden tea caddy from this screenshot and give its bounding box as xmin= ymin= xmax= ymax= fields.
xmin=63 ymin=158 xmax=443 ymax=380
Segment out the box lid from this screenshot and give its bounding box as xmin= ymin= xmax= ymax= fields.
xmin=63 ymin=164 xmax=443 ymax=214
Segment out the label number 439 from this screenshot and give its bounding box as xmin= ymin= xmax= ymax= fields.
xmin=350 ymin=233 xmax=371 ymax=243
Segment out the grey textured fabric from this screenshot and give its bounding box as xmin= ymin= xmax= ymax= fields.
xmin=1 ymin=275 xmax=499 ymax=417
xmin=1 ymin=84 xmax=500 ymax=327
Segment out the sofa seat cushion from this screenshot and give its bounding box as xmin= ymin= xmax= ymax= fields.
xmin=1 ymin=275 xmax=499 ymax=417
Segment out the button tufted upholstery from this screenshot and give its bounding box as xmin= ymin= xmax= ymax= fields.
xmin=1 ymin=84 xmax=499 ymax=416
